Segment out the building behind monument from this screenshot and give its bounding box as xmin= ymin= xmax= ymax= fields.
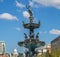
xmin=51 ymin=36 xmax=60 ymax=57
xmin=0 ymin=41 xmax=6 ymax=57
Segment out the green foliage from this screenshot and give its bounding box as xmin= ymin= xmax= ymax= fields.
xmin=37 ymin=51 xmax=52 ymax=57
xmin=51 ymin=48 xmax=60 ymax=57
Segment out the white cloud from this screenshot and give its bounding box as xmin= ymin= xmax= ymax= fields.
xmin=23 ymin=11 xmax=30 ymax=18
xmin=39 ymin=31 xmax=47 ymax=34
xmin=13 ymin=28 xmax=20 ymax=31
xmin=49 ymin=29 xmax=60 ymax=35
xmin=32 ymin=0 xmax=60 ymax=9
xmin=29 ymin=1 xmax=34 ymax=7
xmin=15 ymin=28 xmax=20 ymax=31
xmin=29 ymin=1 xmax=39 ymax=8
xmin=0 ymin=13 xmax=18 ymax=21
xmin=16 ymin=0 xmax=25 ymax=8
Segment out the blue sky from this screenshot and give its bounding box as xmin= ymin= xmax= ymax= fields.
xmin=0 ymin=0 xmax=60 ymax=53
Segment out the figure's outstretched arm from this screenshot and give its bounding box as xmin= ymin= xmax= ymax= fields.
xmin=26 ymin=5 xmax=33 ymax=17
xmin=24 ymin=33 xmax=28 ymax=39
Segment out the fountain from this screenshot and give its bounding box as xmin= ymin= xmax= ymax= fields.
xmin=18 ymin=6 xmax=45 ymax=57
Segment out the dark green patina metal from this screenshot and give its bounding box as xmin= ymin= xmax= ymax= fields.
xmin=18 ymin=6 xmax=45 ymax=57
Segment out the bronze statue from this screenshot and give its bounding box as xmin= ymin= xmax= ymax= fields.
xmin=18 ymin=6 xmax=45 ymax=57
xmin=26 ymin=5 xmax=33 ymax=17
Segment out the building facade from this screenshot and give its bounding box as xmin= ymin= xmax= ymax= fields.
xmin=51 ymin=36 xmax=60 ymax=57
xmin=0 ymin=41 xmax=6 ymax=57
xmin=37 ymin=44 xmax=51 ymax=57
xmin=9 ymin=49 xmax=19 ymax=57
xmin=13 ymin=49 xmax=18 ymax=57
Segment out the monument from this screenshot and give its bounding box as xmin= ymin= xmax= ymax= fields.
xmin=18 ymin=6 xmax=45 ymax=57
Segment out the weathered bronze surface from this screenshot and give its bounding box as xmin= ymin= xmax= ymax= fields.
xmin=18 ymin=6 xmax=45 ymax=57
